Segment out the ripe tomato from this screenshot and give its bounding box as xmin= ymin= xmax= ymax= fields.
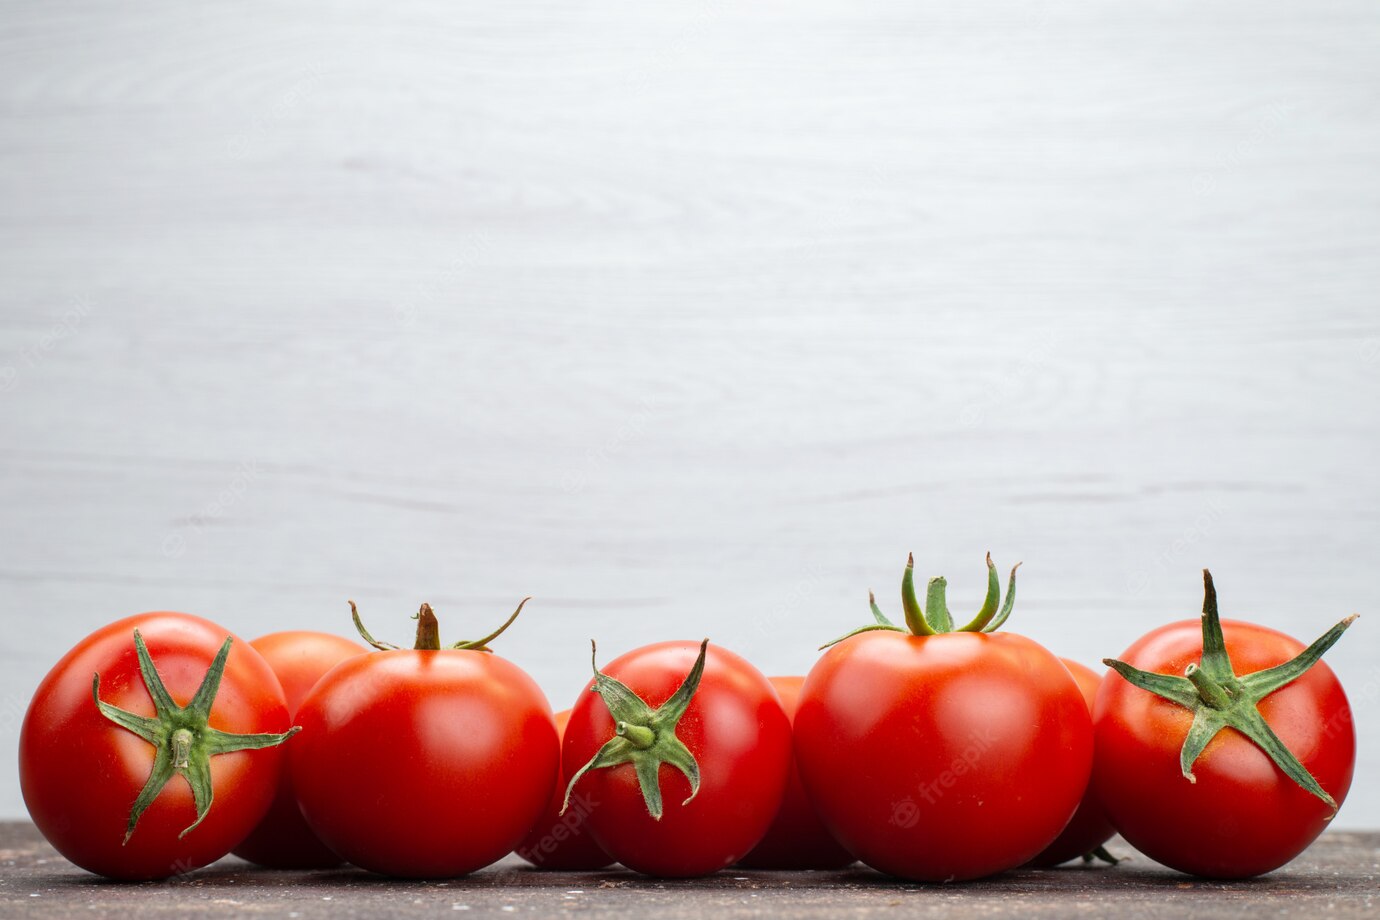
xmin=737 ymin=677 xmax=854 ymax=870
xmin=515 ymin=710 xmax=614 ymax=871
xmin=231 ymin=631 xmax=366 ymax=869
xmin=20 ymin=612 xmax=296 ymax=880
xmin=794 ymin=555 xmax=1093 ymax=882
xmin=1095 ymin=570 xmax=1356 ymax=878
xmin=562 ymin=639 xmax=792 ymax=878
xmin=1026 ymin=659 xmax=1117 ymax=867
xmin=290 ymin=600 xmax=557 ymax=878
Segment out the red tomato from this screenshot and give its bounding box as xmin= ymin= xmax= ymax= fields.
xmin=289 ymin=602 xmax=558 ymax=878
xmin=20 ymin=613 xmax=295 ymax=880
xmin=794 ymin=555 xmax=1093 ymax=882
xmin=1026 ymin=659 xmax=1116 ymax=867
xmin=231 ymin=631 xmax=366 ymax=869
xmin=515 ymin=710 xmax=614 ymax=871
xmin=737 ymin=677 xmax=854 ymax=870
xmin=1094 ymin=573 xmax=1355 ymax=878
xmin=562 ymin=640 xmax=792 ymax=878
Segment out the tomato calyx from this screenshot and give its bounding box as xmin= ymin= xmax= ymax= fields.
xmin=561 ymin=639 xmax=707 ymax=821
xmin=91 ymin=630 xmax=301 ymax=844
xmin=1103 ymin=569 xmax=1358 ymax=812
xmin=821 ymin=552 xmax=1022 ymax=648
xmin=349 ymin=597 xmax=531 ymax=652
xmin=1084 ymin=845 xmax=1123 ymax=866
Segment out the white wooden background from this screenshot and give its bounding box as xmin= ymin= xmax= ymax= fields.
xmin=1 ymin=1 xmax=1377 ymax=827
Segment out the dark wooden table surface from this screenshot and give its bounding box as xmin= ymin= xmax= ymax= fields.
xmin=0 ymin=823 xmax=1374 ymax=919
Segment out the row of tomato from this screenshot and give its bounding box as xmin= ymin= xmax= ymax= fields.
xmin=18 ymin=555 xmax=1357 ymax=883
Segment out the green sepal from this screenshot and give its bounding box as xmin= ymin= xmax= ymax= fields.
xmin=818 ymin=622 xmax=905 ymax=650
xmin=869 ymin=590 xmax=895 ymax=627
xmin=980 ymin=561 xmax=1021 ymax=633
xmin=92 ymin=630 xmax=300 ymax=844
xmin=1239 ymin=614 xmax=1358 ymax=698
xmin=818 ymin=591 xmax=907 ymax=649
xmin=349 ymin=597 xmax=531 ymax=652
xmin=825 ymin=553 xmax=1021 ymax=646
xmin=562 ymin=639 xmax=707 ymax=821
xmin=452 ymin=597 xmax=530 ymax=650
xmin=1103 ymin=569 xmax=1357 ymax=812
xmin=900 ymin=554 xmax=934 ymax=636
xmin=1100 ymin=659 xmax=1199 ymax=709
xmin=957 ymin=553 xmax=1001 ymax=632
xmin=924 ymin=577 xmax=953 ymax=633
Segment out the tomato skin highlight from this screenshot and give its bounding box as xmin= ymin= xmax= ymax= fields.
xmin=1093 ymin=618 xmax=1354 ymax=878
xmin=737 ymin=677 xmax=854 ymax=870
xmin=1026 ymin=659 xmax=1115 ymax=867
xmin=289 ymin=648 xmax=558 ymax=878
xmin=794 ymin=630 xmax=1093 ymax=882
xmin=19 ymin=612 xmax=292 ymax=881
xmin=562 ymin=641 xmax=792 ymax=878
xmin=231 ymin=631 xmax=366 ymax=869
xmin=515 ymin=710 xmax=614 ymax=871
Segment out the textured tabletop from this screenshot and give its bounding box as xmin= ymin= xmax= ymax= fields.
xmin=0 ymin=823 xmax=1375 ymax=919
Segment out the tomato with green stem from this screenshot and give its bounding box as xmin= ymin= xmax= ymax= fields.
xmin=1026 ymin=659 xmax=1118 ymax=868
xmin=515 ymin=709 xmax=614 ymax=871
xmin=20 ymin=613 xmax=298 ymax=880
xmin=794 ymin=554 xmax=1093 ymax=882
xmin=289 ymin=599 xmax=557 ymax=878
xmin=231 ymin=631 xmax=366 ymax=869
xmin=1095 ymin=570 xmax=1356 ymax=878
xmin=737 ymin=676 xmax=854 ymax=870
xmin=561 ymin=639 xmax=792 ymax=878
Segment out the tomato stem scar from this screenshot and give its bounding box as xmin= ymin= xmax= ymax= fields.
xmin=171 ymin=729 xmax=194 ymax=769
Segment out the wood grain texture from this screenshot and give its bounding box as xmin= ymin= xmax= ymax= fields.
xmin=1 ymin=0 xmax=1377 ymax=827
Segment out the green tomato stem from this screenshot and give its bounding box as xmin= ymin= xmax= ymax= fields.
xmin=924 ymin=577 xmax=953 ymax=632
xmin=823 ymin=553 xmax=1020 ymax=648
xmin=617 ymin=722 xmax=656 ymax=749
xmin=349 ymin=597 xmax=532 ymax=652
xmin=1103 ymin=569 xmax=1356 ymax=811
xmin=171 ymin=729 xmax=194 ymax=769
xmin=563 ymin=639 xmax=706 ymax=821
xmin=413 ymin=604 xmax=442 ymax=650
xmin=91 ymin=630 xmax=300 ymax=843
xmin=1185 ymin=662 xmax=1233 ymax=710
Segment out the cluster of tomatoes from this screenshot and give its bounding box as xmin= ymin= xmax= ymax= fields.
xmin=18 ymin=555 xmax=1357 ymax=884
